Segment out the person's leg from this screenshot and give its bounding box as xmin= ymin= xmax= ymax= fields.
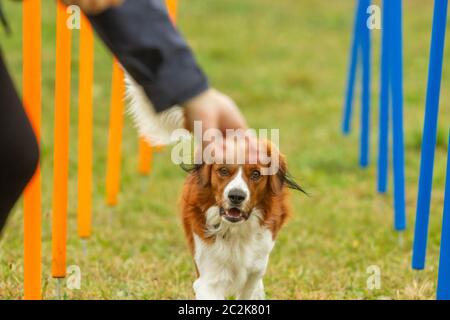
xmin=0 ymin=54 xmax=39 ymax=233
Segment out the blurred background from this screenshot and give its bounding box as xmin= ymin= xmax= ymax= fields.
xmin=0 ymin=0 xmax=449 ymax=299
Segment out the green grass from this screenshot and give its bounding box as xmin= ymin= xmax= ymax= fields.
xmin=0 ymin=0 xmax=449 ymax=299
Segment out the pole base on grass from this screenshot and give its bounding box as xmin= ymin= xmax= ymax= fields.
xmin=55 ymin=277 xmax=64 ymax=300
xmin=81 ymin=239 xmax=88 ymax=257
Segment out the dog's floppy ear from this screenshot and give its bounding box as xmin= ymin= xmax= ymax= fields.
xmin=264 ymin=141 xmax=284 ymax=194
xmin=270 ymin=161 xmax=307 ymax=195
xmin=180 ymin=163 xmax=212 ymax=187
xmin=197 ymin=164 xmax=212 ymax=187
xmin=278 ymin=169 xmax=307 ymax=194
xmin=269 ymin=152 xmax=287 ymax=195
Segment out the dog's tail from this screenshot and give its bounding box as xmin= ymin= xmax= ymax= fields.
xmin=125 ymin=74 xmax=190 ymax=146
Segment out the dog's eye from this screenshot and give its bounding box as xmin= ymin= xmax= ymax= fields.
xmin=251 ymin=170 xmax=261 ymax=181
xmin=218 ymin=167 xmax=230 ymax=177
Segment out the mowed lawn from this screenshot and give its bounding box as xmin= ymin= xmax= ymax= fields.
xmin=0 ymin=0 xmax=449 ymax=299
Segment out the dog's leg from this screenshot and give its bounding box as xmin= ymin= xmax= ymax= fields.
xmin=237 ymin=247 xmax=270 ymax=300
xmin=251 ymin=280 xmax=266 ymax=300
xmin=193 ymin=278 xmax=225 ymax=300
xmin=237 ymin=274 xmax=265 ymax=300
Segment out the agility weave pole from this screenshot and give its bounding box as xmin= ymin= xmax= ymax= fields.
xmin=377 ymin=0 xmax=390 ymax=195
xmin=340 ymin=0 xmax=448 ymax=297
xmin=51 ymin=0 xmax=72 ymax=287
xmin=343 ymin=0 xmax=406 ymax=232
xmin=343 ymin=1 xmax=449 ymax=294
xmin=412 ymin=0 xmax=448 ymax=271
xmin=358 ymin=0 xmax=371 ymax=169
xmin=389 ymin=0 xmax=406 ymax=232
xmin=138 ymin=138 xmax=153 ymax=175
xmin=166 ymin=0 xmax=178 ymax=22
xmin=77 ymin=13 xmax=95 ymax=240
xmin=342 ymin=0 xmax=362 ymax=135
xmin=105 ymin=59 xmax=125 ymax=207
xmin=108 ymin=0 xmax=178 ymax=199
xmin=437 ymin=131 xmax=450 ymax=300
xmin=137 ymin=0 xmax=178 ymax=175
xmin=20 ymin=0 xmax=178 ymax=298
xmin=22 ymin=0 xmax=42 ymax=301
xmin=378 ymin=0 xmax=406 ymax=231
xmin=342 ymin=0 xmax=371 ymax=168
xmin=24 ymin=0 xmax=93 ymax=297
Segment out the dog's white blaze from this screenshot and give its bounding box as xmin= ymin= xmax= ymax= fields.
xmin=193 ymin=206 xmax=274 ymax=300
xmin=223 ymin=167 xmax=250 ymax=206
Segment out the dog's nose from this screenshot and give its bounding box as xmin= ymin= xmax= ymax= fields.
xmin=228 ymin=188 xmax=246 ymax=205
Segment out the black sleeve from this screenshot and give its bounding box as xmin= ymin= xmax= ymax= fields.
xmin=0 ymin=54 xmax=39 ymax=233
xmin=88 ymin=0 xmax=209 ymax=112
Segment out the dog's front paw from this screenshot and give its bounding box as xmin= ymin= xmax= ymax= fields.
xmin=238 ymin=279 xmax=266 ymax=300
xmin=193 ymin=279 xmax=225 ymax=300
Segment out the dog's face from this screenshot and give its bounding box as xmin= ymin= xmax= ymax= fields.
xmin=211 ymin=163 xmax=270 ymax=223
xmin=192 ymin=141 xmax=304 ymax=224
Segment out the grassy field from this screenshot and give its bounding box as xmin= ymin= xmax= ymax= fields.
xmin=0 ymin=0 xmax=449 ymax=300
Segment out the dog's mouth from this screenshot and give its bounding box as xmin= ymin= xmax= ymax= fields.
xmin=220 ymin=207 xmax=247 ymax=223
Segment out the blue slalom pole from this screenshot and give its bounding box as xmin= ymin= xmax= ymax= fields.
xmin=390 ymin=0 xmax=406 ymax=231
xmin=412 ymin=0 xmax=448 ymax=270
xmin=342 ymin=0 xmax=365 ymax=135
xmin=359 ymin=0 xmax=371 ymax=168
xmin=437 ymin=131 xmax=450 ymax=300
xmin=377 ymin=0 xmax=391 ymax=193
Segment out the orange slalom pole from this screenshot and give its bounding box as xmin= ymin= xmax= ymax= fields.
xmin=138 ymin=138 xmax=153 ymax=175
xmin=136 ymin=0 xmax=176 ymax=171
xmin=105 ymin=60 xmax=125 ymax=206
xmin=165 ymin=0 xmax=178 ymax=23
xmin=52 ymin=1 xmax=72 ymax=279
xmin=23 ymin=0 xmax=42 ymax=300
xmin=77 ymin=14 xmax=94 ymax=239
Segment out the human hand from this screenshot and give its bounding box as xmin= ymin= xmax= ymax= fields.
xmin=61 ymin=0 xmax=123 ymax=15
xmin=182 ymin=88 xmax=247 ymax=134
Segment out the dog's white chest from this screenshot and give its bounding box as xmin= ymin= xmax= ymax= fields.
xmin=192 ymin=207 xmax=274 ymax=299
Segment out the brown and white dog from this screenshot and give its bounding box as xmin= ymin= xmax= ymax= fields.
xmin=180 ymin=142 xmax=304 ymax=300
xmin=126 ymin=78 xmax=304 ymax=300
